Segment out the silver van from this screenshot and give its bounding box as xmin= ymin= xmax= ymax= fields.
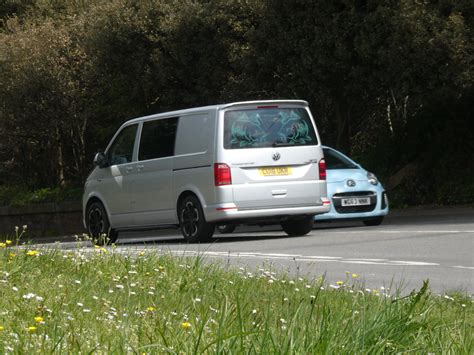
xmin=83 ymin=100 xmax=330 ymax=243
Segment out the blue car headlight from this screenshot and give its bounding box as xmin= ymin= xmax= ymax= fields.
xmin=367 ymin=172 xmax=379 ymax=185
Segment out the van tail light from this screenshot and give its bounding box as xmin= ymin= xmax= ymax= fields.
xmin=318 ymin=159 xmax=326 ymax=180
xmin=214 ymin=163 xmax=232 ymax=186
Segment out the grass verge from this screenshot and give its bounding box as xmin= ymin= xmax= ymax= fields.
xmin=0 ymin=244 xmax=472 ymax=353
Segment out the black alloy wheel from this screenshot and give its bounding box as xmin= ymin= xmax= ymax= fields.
xmin=179 ymin=195 xmax=215 ymax=243
xmin=86 ymin=201 xmax=118 ymax=245
xmin=217 ymin=225 xmax=236 ymax=234
xmin=281 ymin=216 xmax=314 ymax=236
xmin=363 ymin=217 xmax=384 ymax=226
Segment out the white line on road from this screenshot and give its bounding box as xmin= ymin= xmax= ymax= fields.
xmin=321 ymin=230 xmax=474 ymax=234
xmin=163 ymin=250 xmax=443 ymax=267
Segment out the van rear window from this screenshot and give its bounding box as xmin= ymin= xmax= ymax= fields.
xmin=223 ymin=108 xmax=318 ymax=149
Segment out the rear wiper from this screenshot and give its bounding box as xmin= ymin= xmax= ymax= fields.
xmin=272 ymin=142 xmax=295 ymax=147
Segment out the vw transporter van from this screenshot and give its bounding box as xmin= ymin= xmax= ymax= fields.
xmin=83 ymin=100 xmax=330 ymax=243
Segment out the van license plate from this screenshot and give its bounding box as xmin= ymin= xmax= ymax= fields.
xmin=341 ymin=197 xmax=370 ymax=206
xmin=259 ymin=167 xmax=292 ymax=176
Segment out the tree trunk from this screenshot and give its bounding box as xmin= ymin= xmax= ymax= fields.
xmin=334 ymin=99 xmax=351 ymax=154
xmin=56 ymin=127 xmax=66 ymax=188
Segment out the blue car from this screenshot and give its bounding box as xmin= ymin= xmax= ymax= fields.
xmin=314 ymin=146 xmax=389 ymax=225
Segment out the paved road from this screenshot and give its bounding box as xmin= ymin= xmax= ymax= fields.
xmin=33 ymin=207 xmax=474 ymax=295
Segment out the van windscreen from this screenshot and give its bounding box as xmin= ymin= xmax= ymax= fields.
xmin=224 ymin=108 xmax=318 ymax=149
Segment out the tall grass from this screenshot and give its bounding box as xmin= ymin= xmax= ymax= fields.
xmin=0 ymin=243 xmax=472 ymax=353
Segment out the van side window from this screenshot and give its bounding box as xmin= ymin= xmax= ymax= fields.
xmin=106 ymin=124 xmax=138 ymax=165
xmin=138 ymin=117 xmax=179 ymax=160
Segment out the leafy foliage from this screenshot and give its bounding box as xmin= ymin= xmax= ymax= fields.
xmin=0 ymin=0 xmax=472 ymax=205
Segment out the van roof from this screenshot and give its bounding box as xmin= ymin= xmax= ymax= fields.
xmin=125 ymin=100 xmax=309 ymax=125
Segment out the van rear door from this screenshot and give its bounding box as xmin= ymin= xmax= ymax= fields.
xmin=218 ymin=102 xmax=326 ymax=210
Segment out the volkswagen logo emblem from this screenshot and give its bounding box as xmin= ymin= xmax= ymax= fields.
xmin=347 ymin=179 xmax=356 ymax=187
xmin=272 ymin=152 xmax=281 ymax=161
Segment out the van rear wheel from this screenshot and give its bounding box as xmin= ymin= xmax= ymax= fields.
xmin=179 ymin=195 xmax=215 ymax=243
xmin=86 ymin=201 xmax=118 ymax=245
xmin=217 ymin=225 xmax=236 ymax=234
xmin=281 ymin=216 xmax=314 ymax=236
xmin=363 ymin=217 xmax=384 ymax=226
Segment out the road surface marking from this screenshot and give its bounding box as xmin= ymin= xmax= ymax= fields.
xmin=161 ymin=250 xmax=443 ymax=267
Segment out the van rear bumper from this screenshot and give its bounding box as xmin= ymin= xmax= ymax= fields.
xmin=204 ymin=203 xmax=330 ymax=223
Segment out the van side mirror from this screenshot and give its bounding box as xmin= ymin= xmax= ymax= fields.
xmin=93 ymin=152 xmax=109 ymax=168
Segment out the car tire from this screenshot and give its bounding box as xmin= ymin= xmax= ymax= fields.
xmin=217 ymin=225 xmax=236 ymax=234
xmin=86 ymin=201 xmax=119 ymax=245
xmin=363 ymin=217 xmax=384 ymax=226
xmin=281 ymin=216 xmax=314 ymax=236
xmin=179 ymin=195 xmax=215 ymax=243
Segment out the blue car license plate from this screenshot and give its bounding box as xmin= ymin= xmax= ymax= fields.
xmin=341 ymin=197 xmax=370 ymax=206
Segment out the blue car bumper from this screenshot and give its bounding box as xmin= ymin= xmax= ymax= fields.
xmin=315 ymin=181 xmax=389 ymax=221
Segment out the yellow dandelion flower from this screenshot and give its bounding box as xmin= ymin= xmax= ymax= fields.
xmin=139 ymin=251 xmax=145 ymax=256
xmin=6 ymin=240 xmax=12 ymax=245
xmin=34 ymin=316 xmax=44 ymax=323
xmin=336 ymin=281 xmax=344 ymax=286
xmin=9 ymin=252 xmax=16 ymax=259
xmin=0 ymin=243 xmax=6 ymax=248
xmin=0 ymin=326 xmax=4 ymax=331
xmin=146 ymin=307 xmax=156 ymax=312
xmin=352 ymin=273 xmax=359 ymax=278
xmin=27 ymin=326 xmax=37 ymax=333
xmin=181 ymin=322 xmax=191 ymax=330
xmin=26 ymin=250 xmax=39 ymax=256
xmin=158 ymin=266 xmax=165 ymax=272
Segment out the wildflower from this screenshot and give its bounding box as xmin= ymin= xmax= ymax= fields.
xmin=336 ymin=281 xmax=344 ymax=286
xmin=0 ymin=326 xmax=4 ymax=331
xmin=181 ymin=322 xmax=191 ymax=330
xmin=74 ymin=280 xmax=81 ymax=284
xmin=83 ymin=309 xmax=91 ymax=313
xmin=252 ymin=309 xmax=257 ymax=314
xmin=34 ymin=316 xmax=44 ymax=323
xmin=116 ymin=284 xmax=124 ymax=289
xmin=194 ymin=298 xmax=201 ymax=303
xmin=27 ymin=326 xmax=37 ymax=333
xmin=0 ymin=243 xmax=6 ymax=248
xmin=352 ymin=273 xmax=359 ymax=278
xmin=77 ymin=303 xmax=83 ymax=307
xmin=26 ymin=250 xmax=39 ymax=256
xmin=268 ymin=279 xmax=274 ymax=284
xmin=6 ymin=240 xmax=12 ymax=245
xmin=23 ymin=293 xmax=36 ymax=300
xmin=146 ymin=307 xmax=156 ymax=312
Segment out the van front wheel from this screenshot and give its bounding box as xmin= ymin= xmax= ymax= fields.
xmin=86 ymin=201 xmax=118 ymax=245
xmin=281 ymin=216 xmax=314 ymax=236
xmin=179 ymin=195 xmax=215 ymax=243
